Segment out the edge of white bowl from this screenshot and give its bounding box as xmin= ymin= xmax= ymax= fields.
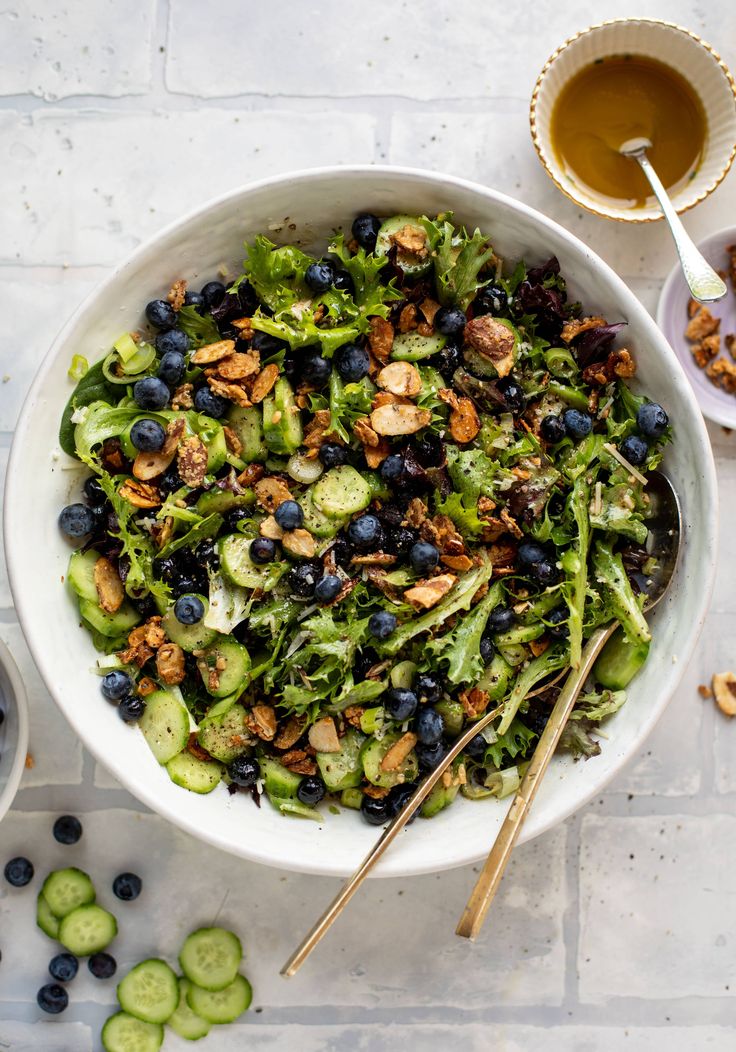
xmin=4 ymin=165 xmax=719 ymax=876
xmin=0 ymin=637 xmax=30 ymax=824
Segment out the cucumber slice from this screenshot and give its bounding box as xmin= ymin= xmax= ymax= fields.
xmin=375 ymin=214 xmax=434 ymax=276
xmin=218 ymin=534 xmax=285 ymax=590
xmin=360 ymin=732 xmax=419 ymax=789
xmin=262 ymin=378 xmax=303 ymax=455
xmin=79 ymin=598 xmax=141 ymax=638
xmin=261 ymin=757 xmax=302 ymax=800
xmin=162 ymin=599 xmax=218 ymax=653
xmin=390 ymin=331 xmax=446 ymax=362
xmin=594 ymin=627 xmax=650 ymax=689
xmin=434 ymin=699 xmax=464 ymax=738
xmin=196 ymin=637 xmax=250 ymax=698
xmin=139 ymin=690 xmax=190 ymax=764
xmin=340 ymin=787 xmax=363 ymax=810
xmin=195 ymin=488 xmax=254 ymax=517
xmin=311 ymin=466 xmax=372 ymax=519
xmin=36 ymin=892 xmax=60 ymax=939
xmin=67 ymin=549 xmax=100 ymax=601
xmin=166 ymin=751 xmax=223 ymax=794
xmin=316 ymin=729 xmax=365 ymax=792
xmin=179 ymin=927 xmax=243 ymax=992
xmin=42 ymin=867 xmax=96 ymax=919
xmin=197 ymin=704 xmax=252 ymax=763
xmin=477 ymin=653 xmax=514 ymax=701
xmin=204 ymin=426 xmax=228 ymax=474
xmin=298 ymin=492 xmax=348 ymax=539
xmin=390 ymin=660 xmax=417 ymax=689
xmin=227 ymin=406 xmax=267 ymax=463
xmin=118 ymin=958 xmax=179 ymax=1025
xmin=186 ymin=974 xmax=252 ymax=1025
xmin=102 ymin=1012 xmax=164 ymax=1052
xmin=167 ymin=978 xmax=211 ymax=1041
xmin=420 ymin=782 xmax=459 ymax=818
xmin=58 ymin=904 xmax=117 ymax=956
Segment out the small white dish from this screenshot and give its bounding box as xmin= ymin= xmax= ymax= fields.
xmin=531 ymin=18 xmax=736 ymax=222
xmin=0 ymin=636 xmax=29 ymax=824
xmin=657 ymin=226 xmax=736 ymax=429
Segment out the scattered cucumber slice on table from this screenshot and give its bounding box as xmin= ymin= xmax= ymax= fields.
xmin=102 ymin=1011 xmax=164 ymax=1052
xmin=58 ymin=904 xmax=118 ymax=956
xmin=36 ymin=892 xmax=60 ymax=940
xmin=42 ymin=867 xmax=96 ymax=919
xmin=167 ymin=978 xmax=211 ymax=1041
xmin=162 ymin=599 xmax=218 ymax=653
xmin=311 ymin=465 xmax=372 ymax=518
xmin=118 ymin=958 xmax=179 ymax=1025
xmin=138 ymin=691 xmax=190 ymax=765
xmin=179 ymin=927 xmax=243 ymax=991
xmin=186 ymin=973 xmax=252 ymax=1025
xmin=166 ymin=751 xmax=223 ymax=794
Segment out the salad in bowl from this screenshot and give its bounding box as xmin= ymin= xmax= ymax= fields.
xmin=57 ymin=209 xmax=671 ymax=827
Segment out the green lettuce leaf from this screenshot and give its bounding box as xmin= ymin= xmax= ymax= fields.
xmin=484 ymin=718 xmax=536 ymax=769
xmin=328 ymin=234 xmax=402 ymax=315
xmin=432 ymin=218 xmax=495 ymax=309
xmin=425 ymin=582 xmax=503 ymax=685
xmin=176 ymin=305 xmax=222 ymax=348
xmin=592 ymin=539 xmax=651 ymax=646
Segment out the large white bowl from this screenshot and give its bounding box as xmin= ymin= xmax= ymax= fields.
xmin=4 ymin=166 xmax=717 ymax=877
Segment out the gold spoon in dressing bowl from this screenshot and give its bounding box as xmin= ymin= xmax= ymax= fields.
xmin=619 ymin=136 xmax=727 ymax=303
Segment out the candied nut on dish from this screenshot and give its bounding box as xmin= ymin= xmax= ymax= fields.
xmin=464 ymin=316 xmax=516 ymax=377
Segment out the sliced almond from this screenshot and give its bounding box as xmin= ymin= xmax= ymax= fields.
xmin=119 ymin=479 xmax=160 ymax=508
xmin=259 ymin=514 xmax=285 ymax=540
xmin=419 ymin=297 xmax=441 ymax=325
xmin=441 ymin=554 xmax=473 ymax=572
xmin=380 ymin=732 xmax=418 ymax=772
xmin=215 ymin=352 xmax=261 ymax=381
xmin=94 ymin=556 xmax=124 ymax=613
xmin=308 ymin=716 xmax=341 ymax=754
xmin=249 ymin=363 xmax=280 ymax=404
xmin=398 ymin=303 xmax=418 ymax=333
xmin=403 ymin=573 xmax=456 ymax=610
xmin=712 ymin=671 xmax=736 ymax=717
xmin=274 ymin=714 xmax=307 ymax=750
xmin=464 ymin=316 xmax=516 ymax=377
xmin=133 ymin=448 xmax=175 ymax=481
xmin=207 ymin=377 xmax=251 ymax=407
xmin=370 ymin=403 xmax=432 ymax=436
xmin=223 ymin=425 xmax=243 ymax=456
xmin=191 ymin=339 xmax=236 ymax=364
xmin=368 ymin=316 xmax=394 ymax=362
xmin=249 ymin=704 xmax=278 ymax=741
xmin=376 ymin=361 xmax=422 ymax=398
xmin=254 ymin=476 xmax=292 ymax=512
xmin=177 ymin=435 xmax=208 ymax=488
xmin=447 ymin=395 xmax=480 ymax=443
xmin=281 ymin=528 xmax=316 ymax=558
xmin=237 ymin=463 xmax=265 ymax=487
xmin=156 ymin=642 xmax=186 ymax=685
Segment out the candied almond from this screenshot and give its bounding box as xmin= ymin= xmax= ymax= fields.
xmin=447 ymin=395 xmax=480 ymax=444
xmin=223 ymin=425 xmax=243 ymax=456
xmin=259 ymin=515 xmax=285 ymax=540
xmin=177 ymin=435 xmax=208 ymax=488
xmin=370 ymin=403 xmax=432 ymax=436
xmin=156 ymin=642 xmax=186 ymax=685
xmin=93 ymin=556 xmax=124 ymax=614
xmin=368 ymin=316 xmax=394 ymax=362
xmin=376 ymin=361 xmax=422 ymax=398
xmin=560 ymin=315 xmax=606 ymax=344
xmin=281 ymin=528 xmax=316 ymax=558
xmin=464 ymin=316 xmax=516 ymax=377
xmin=249 ymin=363 xmax=280 ymax=404
xmin=380 ymin=732 xmax=418 ymax=771
xmin=308 ymin=717 xmax=341 ymax=753
xmin=398 ymin=303 xmax=418 ymax=333
xmin=254 ymin=476 xmax=292 ymax=512
xmin=274 ymin=715 xmax=307 ymax=750
xmin=207 ymin=377 xmax=251 ymax=407
xmin=216 ymin=352 xmax=260 ymax=381
xmin=191 ymin=339 xmax=236 ymax=364
xmin=119 ymin=479 xmax=160 ymax=508
xmin=403 ymin=573 xmax=456 ymax=610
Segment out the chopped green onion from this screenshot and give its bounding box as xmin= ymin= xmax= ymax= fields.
xmin=68 ymin=354 xmax=89 ymax=381
xmin=113 ymin=332 xmax=140 ymax=364
xmin=544 ymin=346 xmax=578 ymax=379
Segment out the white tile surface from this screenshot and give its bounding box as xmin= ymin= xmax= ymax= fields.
xmin=0 ymin=1021 xmax=93 ymax=1051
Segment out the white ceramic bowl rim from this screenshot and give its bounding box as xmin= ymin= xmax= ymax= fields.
xmin=4 ymin=165 xmax=718 ymax=876
xmin=0 ymin=637 xmax=30 ymax=824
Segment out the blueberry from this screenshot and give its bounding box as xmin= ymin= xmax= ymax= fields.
xmin=534 ymin=560 xmax=559 ymax=585
xmin=474 ymin=283 xmax=508 ymax=315
xmin=354 ymin=646 xmax=379 ymax=681
xmin=347 ymin=514 xmax=383 ymax=552
xmin=193 ymin=384 xmax=227 ymax=418
xmin=174 ymin=594 xmax=204 ymax=624
xmin=184 ymin=290 xmax=206 ymax=311
xmin=53 ymin=815 xmax=82 ymax=845
xmin=415 ymin=741 xmax=447 ymax=771
xmin=335 ymin=343 xmax=370 ymax=383
xmin=157 ymin=350 xmax=186 ymax=386
xmin=250 ymin=537 xmax=277 ymax=564
xmin=620 ymin=434 xmax=649 ymax=466
xmin=222 ymin=507 xmax=250 ymax=532
xmin=368 ymin=610 xmax=397 ymax=639
xmin=88 ymin=952 xmax=117 ymax=979
xmin=315 ymin=574 xmax=342 ymax=603
xmin=330 ymin=536 xmax=353 ymax=568
xmin=412 ymin=432 xmax=445 ymax=467
xmin=100 ymin=669 xmax=133 ymax=702
xmin=387 ymin=526 xmax=417 ymax=558
xmin=194 ymin=539 xmax=219 ymax=569
xmin=49 ymin=953 xmax=78 ymax=982
xmin=130 ymin=418 xmax=166 ymax=453
xmin=547 ymin=606 xmax=569 ymax=639
xmin=301 ymin=352 xmax=332 ymax=387
xmin=200 ymin=280 xmax=227 ymax=309
xmin=37 ymin=983 xmax=68 ymax=1014
xmin=59 ymin=503 xmax=95 ymax=539
xmin=287 ymin=562 xmax=320 ymax=597
xmin=352 ymin=213 xmax=381 ymax=251
xmin=297 ymin=775 xmax=326 ymax=806
xmin=497 ymin=376 xmax=526 ymax=413
xmin=305 ymin=261 xmax=335 ymax=293
xmin=319 ymin=443 xmax=348 ymax=468
xmin=118 ymin=695 xmax=146 ymax=723
xmin=361 ymin=795 xmax=390 ymax=825
xmin=488 ymin=606 xmax=515 ymax=633
xmin=464 ymin=734 xmax=487 ymax=760
xmin=274 ymin=500 xmax=304 ymax=531
xmin=154 ymin=556 xmax=177 ymax=582
xmin=433 ymin=340 xmax=462 ymax=382
xmin=385 ymin=687 xmax=418 ymax=721
xmin=83 ymin=476 xmax=106 ymax=507
xmin=4 ymin=856 xmax=33 ymax=886
xmin=637 ymin=402 xmax=669 ymax=438
xmin=332 ymin=269 xmax=354 ymax=294
xmin=228 ymin=755 xmax=260 ymax=788
xmin=518 ymin=541 xmax=546 ymax=567
xmin=159 ymin=464 xmax=184 ymax=495
xmin=380 ymin=454 xmax=404 ymax=483
xmin=145 ymin=299 xmax=177 ymax=330
xmin=479 ymin=636 xmax=495 ymax=664
xmin=133 ymin=376 xmax=169 ymax=411
xmin=385 ymin=782 xmax=418 ymax=820
xmin=409 ymin=541 xmax=439 ymax=574
xmin=415 ymin=673 xmax=442 ymax=704
xmin=415 ymin=706 xmax=444 ymax=745
xmin=155 ymin=329 xmax=190 ymax=356
xmin=562 ymin=408 xmax=592 ymax=439
xmin=251 ymin=330 xmax=288 ymax=356
xmin=540 ymin=414 xmax=567 ymax=443
xmin=112 ymin=872 xmax=142 ymax=901
xmin=173 ymin=571 xmax=207 ymax=597
xmin=434 ymin=307 xmax=466 ymax=337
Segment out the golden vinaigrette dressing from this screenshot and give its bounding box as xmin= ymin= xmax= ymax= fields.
xmin=550 ymin=54 xmax=707 ymax=208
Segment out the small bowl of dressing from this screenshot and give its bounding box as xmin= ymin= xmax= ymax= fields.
xmin=530 ymin=18 xmax=736 ymax=222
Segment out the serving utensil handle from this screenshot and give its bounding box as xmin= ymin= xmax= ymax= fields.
xmin=455 ymin=624 xmax=614 ymax=941
xmin=634 ymin=152 xmax=726 ymax=304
